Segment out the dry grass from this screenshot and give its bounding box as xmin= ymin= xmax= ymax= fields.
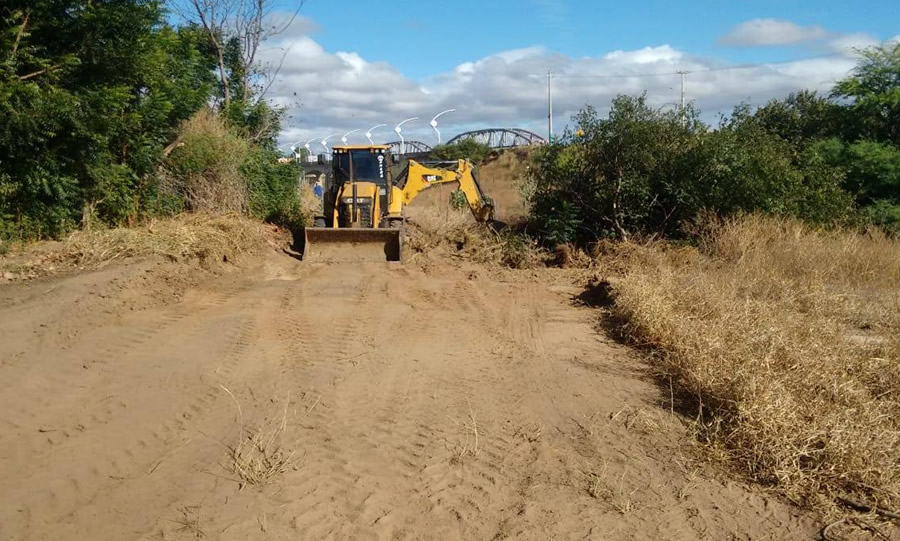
xmin=172 ymin=505 xmax=205 ymax=539
xmin=609 ymin=406 xmax=662 ymax=432
xmin=221 ymin=386 xmax=297 ymax=488
xmin=449 ymin=402 xmax=481 ymax=465
xmin=586 ymin=463 xmax=639 ymax=514
xmin=608 ymin=215 xmax=900 ymax=511
xmin=228 ymin=421 xmax=296 ymax=488
xmin=298 ymin=185 xmax=322 ymax=227
xmin=0 ymin=213 xmax=266 ymax=278
xmin=405 ymin=207 xmax=545 ymax=269
xmin=159 ymin=109 xmax=250 ymax=213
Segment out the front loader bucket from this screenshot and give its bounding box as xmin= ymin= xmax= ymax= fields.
xmin=302 ymin=228 xmax=402 ymax=262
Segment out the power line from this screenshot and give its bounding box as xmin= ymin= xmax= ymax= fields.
xmin=539 ymin=52 xmax=851 ymax=81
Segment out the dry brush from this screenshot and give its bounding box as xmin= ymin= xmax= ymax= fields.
xmin=607 ymin=215 xmax=900 ymax=511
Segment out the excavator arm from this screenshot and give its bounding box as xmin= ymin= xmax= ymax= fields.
xmin=391 ymin=159 xmax=494 ymax=222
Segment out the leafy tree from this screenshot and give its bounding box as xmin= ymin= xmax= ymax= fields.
xmin=242 ymin=148 xmax=304 ymax=229
xmin=832 ymin=43 xmax=900 ymax=145
xmin=695 ymin=106 xmax=852 ymax=224
xmin=816 ymin=139 xmax=900 ymax=203
xmin=862 ymin=200 xmax=900 ymax=234
xmin=752 ymin=91 xmax=842 ymax=145
xmin=527 ymin=96 xmax=852 ymax=245
xmin=431 ymin=140 xmax=493 ymax=165
xmin=529 ymin=95 xmax=703 ymax=242
xmin=0 ymin=1 xmax=216 ymax=239
xmin=815 ymin=138 xmax=900 ymax=231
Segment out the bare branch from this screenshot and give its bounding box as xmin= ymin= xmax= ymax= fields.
xmin=267 ymin=0 xmax=306 ymax=37
xmin=256 ymin=46 xmax=289 ymax=102
xmin=19 ymin=64 xmax=62 ymax=81
xmin=166 ymin=0 xmax=304 ymax=107
xmin=10 ymin=11 xmax=30 ymax=60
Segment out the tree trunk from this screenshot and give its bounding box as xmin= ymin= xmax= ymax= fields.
xmin=217 ymin=48 xmax=230 ymax=108
xmin=612 ymin=176 xmax=629 ymax=242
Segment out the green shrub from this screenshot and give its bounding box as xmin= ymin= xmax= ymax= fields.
xmin=863 ymin=200 xmax=900 ymax=235
xmin=0 ymin=4 xmax=216 ymax=241
xmin=449 ymin=189 xmax=468 ymax=210
xmin=242 ymin=147 xmax=304 ymax=231
xmin=527 ymin=96 xmax=853 ymax=245
xmin=431 ymin=140 xmax=493 ymax=165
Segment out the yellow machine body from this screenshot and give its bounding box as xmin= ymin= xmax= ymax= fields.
xmin=388 ymin=158 xmax=494 ymax=223
xmin=303 ymin=146 xmax=493 ymax=263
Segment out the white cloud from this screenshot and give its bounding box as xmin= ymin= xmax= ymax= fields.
xmin=829 ymin=32 xmax=882 ymax=53
xmin=720 ymin=19 xmax=829 ymax=46
xmin=605 ymin=45 xmax=683 ymax=64
xmin=334 ymin=52 xmax=367 ymax=73
xmin=263 ymin=24 xmax=865 ymax=148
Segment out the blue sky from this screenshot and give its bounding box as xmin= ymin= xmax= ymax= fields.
xmin=302 ymin=0 xmax=898 ymax=77
xmin=264 ymin=0 xmax=899 ymax=148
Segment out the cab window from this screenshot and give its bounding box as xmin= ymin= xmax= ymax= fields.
xmin=350 ymin=150 xmax=385 ymax=183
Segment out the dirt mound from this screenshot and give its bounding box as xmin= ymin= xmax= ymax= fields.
xmin=404 ymin=207 xmax=545 ymax=270
xmin=479 ymin=147 xmax=533 ymax=222
xmin=0 ymin=213 xmax=274 ymax=282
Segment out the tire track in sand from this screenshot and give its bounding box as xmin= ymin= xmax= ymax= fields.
xmin=0 ymin=285 xmax=262 ymax=539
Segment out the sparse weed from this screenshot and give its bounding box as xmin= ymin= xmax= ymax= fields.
xmin=173 ymin=505 xmax=205 ymax=539
xmin=586 ymin=465 xmax=638 ymax=514
xmin=449 ymin=402 xmax=481 ymax=465
xmin=513 ymin=422 xmax=544 ymax=443
xmin=449 ymin=189 xmax=468 ymax=211
xmin=587 ymin=472 xmax=607 ymax=500
xmin=298 ymin=185 xmax=323 ymax=227
xmin=609 ymin=406 xmax=660 ymax=432
xmin=222 ymin=386 xmax=297 ymax=488
xmin=674 ymin=456 xmax=701 ymax=500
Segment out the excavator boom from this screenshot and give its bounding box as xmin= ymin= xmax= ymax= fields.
xmin=392 ymin=159 xmax=494 ymax=222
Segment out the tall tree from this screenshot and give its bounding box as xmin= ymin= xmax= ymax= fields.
xmin=832 ymin=43 xmax=900 ymax=145
xmin=1 ymin=0 xmax=216 ymax=238
xmin=170 ymin=0 xmax=305 ymax=108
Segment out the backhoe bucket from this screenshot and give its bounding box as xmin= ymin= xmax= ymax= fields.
xmin=302 ymin=228 xmax=402 ymax=262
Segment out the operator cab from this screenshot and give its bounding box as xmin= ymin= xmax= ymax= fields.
xmin=331 ymin=145 xmax=392 ymax=189
xmin=328 ymin=145 xmax=395 ymax=228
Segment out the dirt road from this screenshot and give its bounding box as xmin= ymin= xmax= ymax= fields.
xmin=0 ymin=251 xmax=818 ymax=540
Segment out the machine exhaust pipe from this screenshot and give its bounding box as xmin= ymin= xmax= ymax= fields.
xmin=352 ymin=183 xmax=358 ymax=226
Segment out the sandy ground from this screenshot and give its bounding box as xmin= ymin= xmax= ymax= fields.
xmin=0 ymin=249 xmax=822 ymax=540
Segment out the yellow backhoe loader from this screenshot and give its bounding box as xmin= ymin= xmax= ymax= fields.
xmin=303 ymin=145 xmax=493 ymax=262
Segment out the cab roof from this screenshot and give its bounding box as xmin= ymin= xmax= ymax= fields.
xmin=333 ymin=145 xmax=390 ymax=151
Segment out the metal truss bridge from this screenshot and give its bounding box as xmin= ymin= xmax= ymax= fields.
xmin=445 ymin=128 xmax=546 ymax=149
xmin=386 ymin=128 xmax=546 ymax=156
xmin=385 ymin=141 xmax=433 ymax=155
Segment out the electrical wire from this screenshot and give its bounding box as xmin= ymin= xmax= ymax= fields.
xmin=539 ymin=52 xmax=852 ymax=80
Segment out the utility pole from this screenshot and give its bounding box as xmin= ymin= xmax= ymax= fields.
xmin=676 ymin=70 xmax=687 ymax=127
xmin=547 ymin=69 xmax=554 ymax=143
